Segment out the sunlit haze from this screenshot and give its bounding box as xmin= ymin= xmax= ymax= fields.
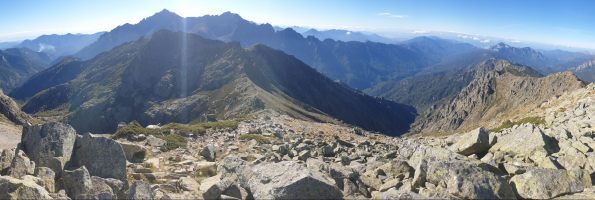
xmin=1 ymin=0 xmax=594 ymax=50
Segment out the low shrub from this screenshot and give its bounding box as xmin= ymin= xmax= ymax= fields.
xmin=490 ymin=116 xmax=546 ymax=132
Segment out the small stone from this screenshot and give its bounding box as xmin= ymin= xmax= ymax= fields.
xmin=178 ymin=177 xmax=200 ymax=191
xmin=202 ymin=145 xmax=217 ymax=162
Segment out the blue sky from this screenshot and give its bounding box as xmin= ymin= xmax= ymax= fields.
xmin=1 ymin=0 xmax=594 ymax=49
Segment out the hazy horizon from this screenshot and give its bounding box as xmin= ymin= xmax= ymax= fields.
xmin=1 ymin=0 xmax=595 ymax=51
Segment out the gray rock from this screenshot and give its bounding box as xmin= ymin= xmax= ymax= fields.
xmin=145 ymin=135 xmax=165 ymax=146
xmin=200 ymin=174 xmax=223 ymax=199
xmin=510 ymin=168 xmax=591 ymax=199
xmin=34 ymin=167 xmax=55 ymax=193
xmin=373 ymin=188 xmax=427 ymax=200
xmin=90 ymin=176 xmax=117 ymax=199
xmin=0 ymin=148 xmax=15 ymax=174
xmin=70 ymin=133 xmax=127 ymax=182
xmin=450 ymin=128 xmax=490 ymax=156
xmin=298 ymin=150 xmax=310 ymax=161
xmin=416 ymin=158 xmax=515 ymax=199
xmin=202 ymin=145 xmax=216 ymax=162
xmin=8 ymin=150 xmax=35 ymax=178
xmin=128 ymin=180 xmax=153 ymax=200
xmin=118 ymin=141 xmax=147 ymax=163
xmin=62 ymin=166 xmax=92 ymax=199
xmin=247 ymin=161 xmax=342 ymax=199
xmin=178 ymin=176 xmax=199 ymax=191
xmin=490 ymin=124 xmax=559 ymax=157
xmin=320 ymin=144 xmax=335 ymax=157
xmin=20 ymin=122 xmax=76 ymax=173
xmin=0 ymin=176 xmax=53 ymax=199
xmin=222 ymin=184 xmax=249 ymax=200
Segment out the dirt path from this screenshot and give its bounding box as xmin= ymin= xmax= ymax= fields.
xmin=0 ymin=121 xmax=21 ymax=150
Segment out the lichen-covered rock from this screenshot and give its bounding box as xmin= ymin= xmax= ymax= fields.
xmin=247 ymin=161 xmax=342 ymax=199
xmin=8 ymin=150 xmax=35 ymax=178
xmin=34 ymin=167 xmax=55 ymax=193
xmin=510 ymin=168 xmax=591 ymax=199
xmin=20 ymin=122 xmax=76 ymax=173
xmin=0 ymin=175 xmax=53 ymax=199
xmin=70 ymin=133 xmax=127 ymax=182
xmin=0 ymin=148 xmax=15 ymax=174
xmin=62 ymin=166 xmax=92 ymax=199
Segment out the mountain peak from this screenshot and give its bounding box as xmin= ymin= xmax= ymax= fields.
xmin=490 ymin=42 xmax=512 ymax=50
xmin=219 ymin=11 xmax=243 ymax=20
xmin=147 ymin=9 xmax=181 ymax=20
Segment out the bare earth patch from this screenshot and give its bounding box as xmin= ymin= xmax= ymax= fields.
xmin=0 ymin=121 xmax=21 ymax=150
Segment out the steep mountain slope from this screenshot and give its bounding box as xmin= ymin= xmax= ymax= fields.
xmin=74 ymin=10 xmax=478 ymax=89
xmin=16 ymin=32 xmax=103 ymax=60
xmin=365 ymin=50 xmax=492 ymax=111
xmin=0 ymin=90 xmax=33 ymax=125
xmin=0 ymin=48 xmax=50 ymax=93
xmin=23 ymin=30 xmax=415 ymax=135
xmin=9 ymin=57 xmax=85 ymax=100
xmin=367 ymin=44 xmax=594 ymax=114
xmin=412 ymin=59 xmax=585 ymax=134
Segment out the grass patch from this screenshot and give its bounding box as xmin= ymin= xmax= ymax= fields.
xmin=112 ymin=119 xmax=242 ymax=151
xmin=239 ymin=134 xmax=270 ymax=144
xmin=490 ymin=116 xmax=546 ymax=133
xmin=159 ymin=134 xmax=187 ymax=152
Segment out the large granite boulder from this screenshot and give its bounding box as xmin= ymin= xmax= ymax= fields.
xmin=247 ymin=161 xmax=343 ymax=199
xmin=70 ymin=133 xmax=127 ymax=182
xmin=490 ymin=124 xmax=559 ymax=156
xmin=414 ymin=158 xmax=516 ymax=199
xmin=450 ymin=128 xmax=491 ymax=156
xmin=0 ymin=175 xmax=53 ymax=199
xmin=510 ymin=168 xmax=591 ymax=199
xmin=20 ymin=122 xmax=76 ymax=174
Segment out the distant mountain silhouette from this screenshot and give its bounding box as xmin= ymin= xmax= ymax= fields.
xmin=17 ymin=32 xmax=103 ymax=60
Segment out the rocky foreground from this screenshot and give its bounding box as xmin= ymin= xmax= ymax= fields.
xmin=0 ymin=85 xmax=594 ymax=199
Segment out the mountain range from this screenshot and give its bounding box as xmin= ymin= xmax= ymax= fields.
xmin=2 ymin=9 xmax=595 ymax=136
xmin=72 ymin=10 xmax=486 ymax=89
xmin=18 ymin=30 xmax=416 ymax=134
xmin=16 ymin=32 xmax=104 ymax=61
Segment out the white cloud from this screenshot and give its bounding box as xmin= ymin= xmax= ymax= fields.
xmin=413 ymin=30 xmax=429 ymax=34
xmin=376 ymin=12 xmax=407 ymax=19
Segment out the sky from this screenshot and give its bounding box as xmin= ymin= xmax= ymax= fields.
xmin=1 ymin=0 xmax=594 ymax=50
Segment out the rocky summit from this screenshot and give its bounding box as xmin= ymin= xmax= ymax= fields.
xmin=0 ymin=83 xmax=593 ymax=199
